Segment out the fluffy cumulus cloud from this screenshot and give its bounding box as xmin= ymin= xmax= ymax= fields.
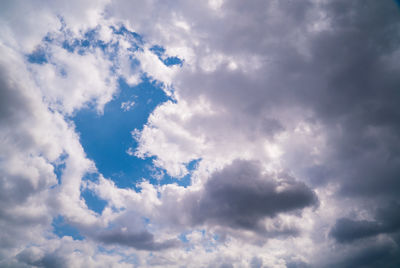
xmin=1 ymin=0 xmax=400 ymax=267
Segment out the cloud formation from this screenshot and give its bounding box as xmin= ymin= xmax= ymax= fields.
xmin=1 ymin=0 xmax=400 ymax=267
xmin=96 ymin=230 xmax=180 ymax=251
xmin=190 ymin=160 xmax=318 ymax=232
xmin=330 ymin=202 xmax=400 ymax=244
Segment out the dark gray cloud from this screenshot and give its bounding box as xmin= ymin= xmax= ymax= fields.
xmin=330 ymin=218 xmax=384 ymax=243
xmin=330 ymin=202 xmax=400 ymax=243
xmin=329 ymin=240 xmax=400 ymax=268
xmin=303 ymin=0 xmax=400 ymax=199
xmin=96 ymin=229 xmax=180 ymax=251
xmin=330 ymin=218 xmax=383 ymax=244
xmin=0 ymin=66 xmax=31 ymax=125
xmin=189 ymin=160 xmax=318 ymax=233
xmin=17 ymin=249 xmax=68 ymax=268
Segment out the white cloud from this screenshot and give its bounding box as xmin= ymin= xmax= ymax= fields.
xmin=121 ymin=100 xmax=135 ymax=111
xmin=29 ymin=45 xmax=116 ymax=115
xmin=0 ymin=42 xmax=99 ymax=260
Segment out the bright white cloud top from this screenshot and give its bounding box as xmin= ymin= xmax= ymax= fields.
xmin=1 ymin=0 xmax=400 ymax=267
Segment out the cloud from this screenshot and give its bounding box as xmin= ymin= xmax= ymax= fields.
xmin=11 ymin=237 xmax=138 ymax=268
xmin=190 ymin=159 xmax=318 ymax=233
xmin=121 ymin=100 xmax=135 ymax=111
xmin=330 ymin=218 xmax=383 ymax=244
xmin=328 ymin=239 xmax=400 ymax=268
xmin=17 ymin=249 xmax=68 ymax=268
xmin=0 ymin=1 xmax=116 ymax=263
xmin=250 ymin=256 xmax=263 ymax=268
xmin=118 ymin=0 xmax=400 ymax=265
xmin=330 ymin=202 xmax=400 ymax=243
xmin=96 ymin=229 xmax=180 ymax=251
xmin=1 ymin=0 xmax=400 ymax=266
xmin=0 ymin=45 xmax=59 ymax=257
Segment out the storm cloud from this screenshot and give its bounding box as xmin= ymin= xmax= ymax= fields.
xmin=330 ymin=202 xmax=400 ymax=243
xmin=190 ymin=160 xmax=318 ymax=232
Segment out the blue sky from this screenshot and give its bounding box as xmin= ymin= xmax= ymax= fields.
xmin=73 ymin=75 xmax=194 ymax=217
xmin=42 ymin=27 xmax=190 ymax=239
xmin=72 ymin=76 xmax=170 ymax=189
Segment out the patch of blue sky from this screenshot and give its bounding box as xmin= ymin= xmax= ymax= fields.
xmin=61 ymin=32 xmax=106 ymax=55
xmin=73 ymin=75 xmax=194 ymax=217
xmin=110 ymin=25 xmax=143 ymax=53
xmin=52 ymin=215 xmax=84 ymax=240
xmin=79 ymin=173 xmax=109 ymax=214
xmin=178 ymin=232 xmax=195 ymax=252
xmin=72 ymin=76 xmax=173 ymax=189
xmin=50 ymin=152 xmax=68 ymax=185
xmin=55 ymin=16 xmax=110 ymax=53
xmin=150 ymin=45 xmax=183 ymax=67
xmin=111 ymin=25 xmax=143 ymax=44
xmin=143 ymin=217 xmax=150 ymax=225
xmin=81 ymin=188 xmax=108 ymax=214
xmin=61 ymin=38 xmax=80 ymax=53
xmin=149 ymin=45 xmax=165 ymax=57
xmin=27 ymin=44 xmax=50 ymax=64
xmin=27 ymin=23 xmax=181 ymax=86
xmin=81 ymin=172 xmax=100 ymax=182
xmin=163 ymin=56 xmax=183 ymax=66
xmin=63 ymin=28 xmax=114 ymax=55
xmin=213 ymin=233 xmax=220 ymax=241
xmin=128 ymin=56 xmax=140 ymax=71
xmin=178 ymin=232 xmax=190 ymax=243
xmin=28 ymin=22 xmax=142 ymax=66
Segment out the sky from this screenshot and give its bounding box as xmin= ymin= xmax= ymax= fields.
xmin=0 ymin=0 xmax=400 ymax=267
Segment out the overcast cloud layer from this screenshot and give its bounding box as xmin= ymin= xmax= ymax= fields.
xmin=1 ymin=0 xmax=400 ymax=267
